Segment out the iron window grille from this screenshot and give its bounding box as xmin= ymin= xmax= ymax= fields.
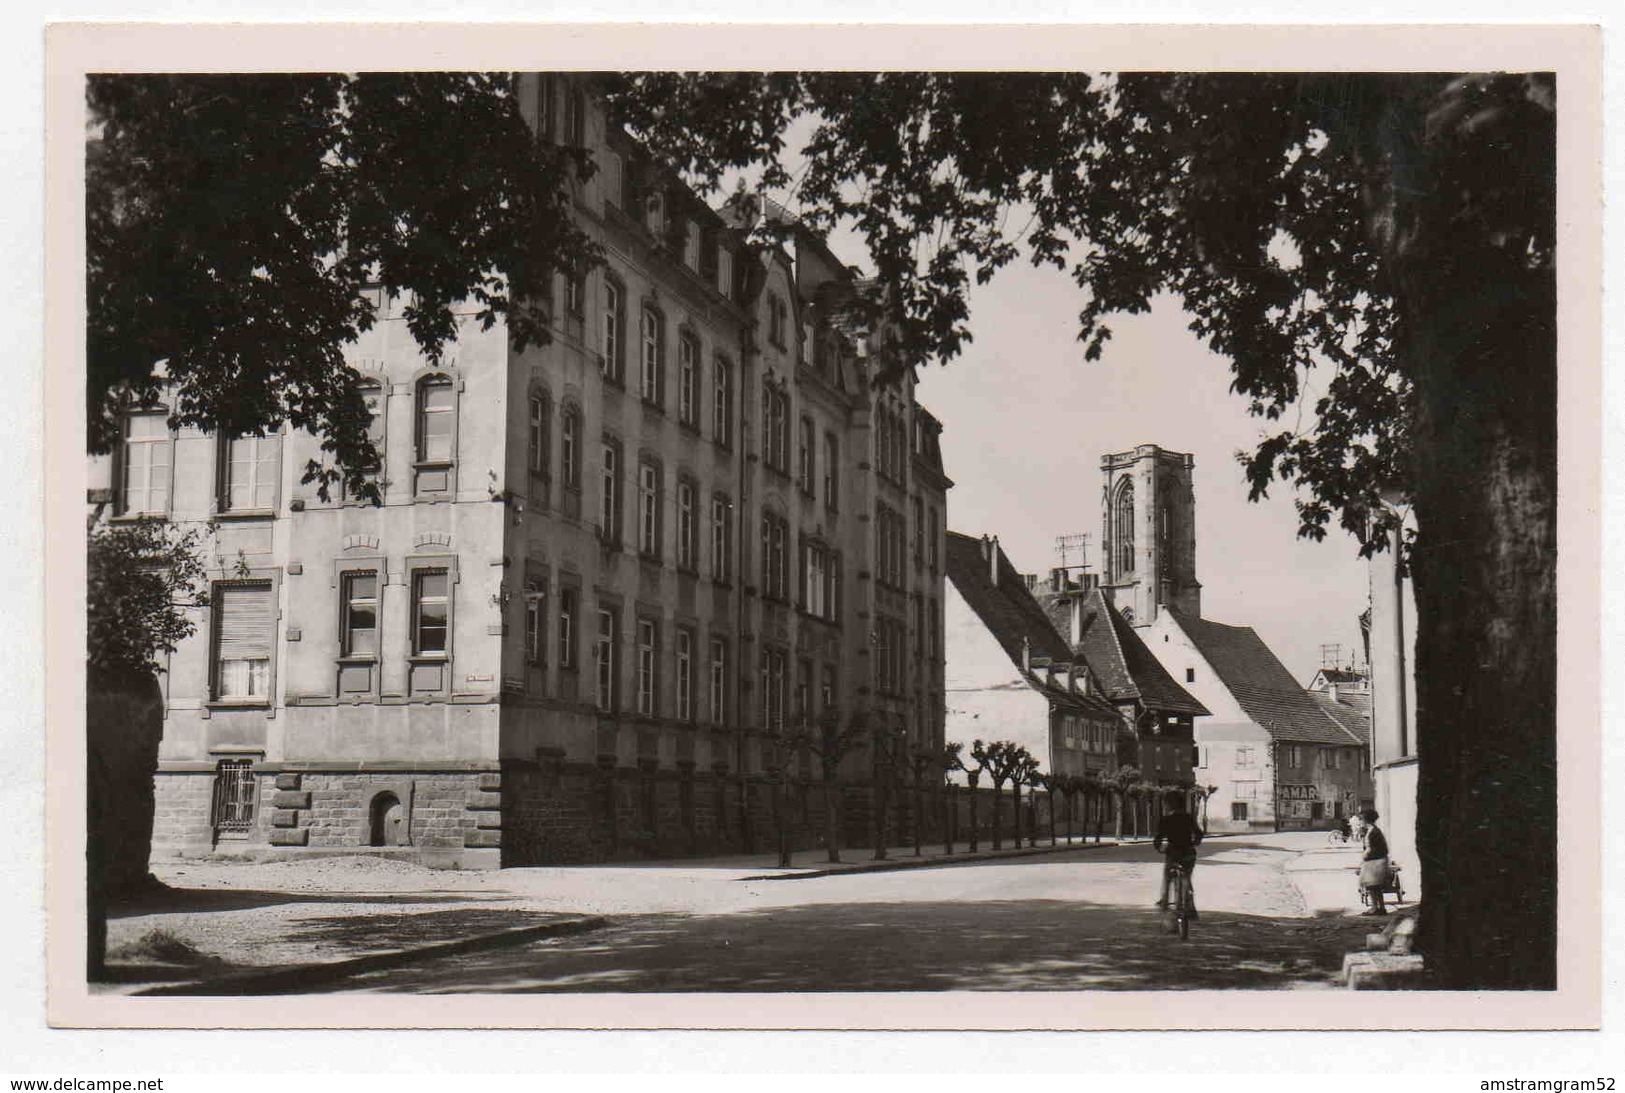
xmin=211 ymin=759 xmax=257 ymax=835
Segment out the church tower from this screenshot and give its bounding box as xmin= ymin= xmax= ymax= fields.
xmin=1100 ymin=445 xmax=1201 ymax=626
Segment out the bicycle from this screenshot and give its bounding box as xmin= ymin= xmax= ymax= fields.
xmin=1327 ymin=826 xmax=1352 ymax=847
xmin=1165 ymin=857 xmax=1196 ymax=940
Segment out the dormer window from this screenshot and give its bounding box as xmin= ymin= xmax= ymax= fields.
xmin=684 ymin=220 xmax=701 ymax=271
xmin=717 ymin=248 xmax=734 ymax=299
xmin=768 ymin=293 xmax=788 ymax=348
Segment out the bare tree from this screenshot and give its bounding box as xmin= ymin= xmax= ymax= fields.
xmin=802 ymin=709 xmax=868 ymax=864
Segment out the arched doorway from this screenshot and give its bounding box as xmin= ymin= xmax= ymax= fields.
xmin=369 ymin=791 xmax=407 ymax=846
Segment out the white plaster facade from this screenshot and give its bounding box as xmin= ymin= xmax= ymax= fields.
xmin=1367 ymin=518 xmax=1419 ymax=890
xmin=942 ymin=579 xmax=1056 ymax=776
xmin=1141 ymin=611 xmax=1276 ymax=832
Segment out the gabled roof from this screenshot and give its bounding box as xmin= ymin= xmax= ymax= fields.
xmin=1312 ymin=692 xmax=1372 ymax=749
xmin=945 ymin=532 xmax=1116 ymax=723
xmin=1168 ymin=608 xmax=1362 ymax=746
xmin=1047 ymin=590 xmax=1209 ymax=717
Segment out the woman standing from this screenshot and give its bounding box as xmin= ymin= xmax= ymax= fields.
xmin=1358 ymin=808 xmax=1391 ymax=916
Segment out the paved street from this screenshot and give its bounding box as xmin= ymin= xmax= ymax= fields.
xmin=301 ymin=832 xmax=1373 ymax=993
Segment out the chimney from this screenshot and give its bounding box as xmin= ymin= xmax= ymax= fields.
xmin=988 ymin=535 xmax=1001 ymax=584
xmin=1071 ymin=596 xmax=1086 ymax=646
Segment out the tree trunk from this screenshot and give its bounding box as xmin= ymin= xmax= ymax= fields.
xmin=772 ymin=777 xmax=790 ymax=868
xmin=968 ymin=780 xmax=980 ymax=852
xmin=86 ymin=666 xmax=165 ymax=979
xmin=990 ymin=782 xmax=1003 ymax=850
xmin=1010 ymin=781 xmax=1021 ymax=849
xmin=823 ymin=772 xmax=842 ymax=863
xmin=913 ymin=778 xmax=923 ymax=858
xmin=1379 ymin=75 xmax=1558 ymax=989
xmin=1405 ymin=249 xmax=1557 ymax=990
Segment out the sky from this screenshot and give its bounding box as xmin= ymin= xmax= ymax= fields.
xmin=910 ymin=259 xmax=1371 ymax=684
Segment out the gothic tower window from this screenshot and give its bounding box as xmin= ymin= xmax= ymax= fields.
xmin=1114 ymin=479 xmax=1136 ymax=576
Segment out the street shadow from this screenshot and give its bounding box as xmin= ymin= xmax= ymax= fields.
xmin=290 ymin=898 xmax=1374 ymax=995
xmin=109 ymin=887 xmax=509 ymax=918
xmin=288 ymin=909 xmax=573 ymax=953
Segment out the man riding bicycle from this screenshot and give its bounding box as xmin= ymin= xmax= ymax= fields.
xmin=1153 ymin=791 xmax=1205 ymax=918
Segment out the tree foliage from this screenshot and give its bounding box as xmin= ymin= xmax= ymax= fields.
xmin=86 ymin=519 xmax=207 ymax=678
xmin=87 ymin=73 xmax=597 ymax=500
xmin=605 ymin=71 xmax=1550 ymax=551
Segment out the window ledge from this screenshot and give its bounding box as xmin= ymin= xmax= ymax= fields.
xmin=413 ymin=460 xmax=454 ymax=471
xmin=212 ymin=509 xmax=277 ymax=523
xmin=408 ymin=653 xmax=450 ymax=664
xmin=106 ymin=511 xmax=169 ymax=524
xmin=206 ymin=699 xmax=272 ymax=711
xmin=336 ymin=655 xmax=378 ymax=665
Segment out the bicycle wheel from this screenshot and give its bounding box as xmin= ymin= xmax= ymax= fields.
xmin=1175 ymin=870 xmax=1191 ymax=940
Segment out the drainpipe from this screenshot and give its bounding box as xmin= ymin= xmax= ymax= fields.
xmin=1271 ymin=741 xmax=1282 ymax=834
xmin=1390 ymin=521 xmax=1409 ymax=759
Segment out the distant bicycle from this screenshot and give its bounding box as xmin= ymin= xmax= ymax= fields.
xmin=1327 ymin=821 xmax=1354 ymax=847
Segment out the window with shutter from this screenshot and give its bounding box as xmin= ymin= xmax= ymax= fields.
xmin=213 ymin=581 xmax=273 ymax=700
xmin=120 ymin=411 xmax=171 ymax=516
xmin=603 ymin=279 xmax=625 ymax=383
xmin=341 ymin=572 xmax=378 ymax=657
xmin=222 ymin=433 xmax=281 ymax=513
xmin=343 ymin=383 xmax=385 ymax=500
xmin=417 ymin=377 xmax=455 ymax=462
xmin=412 ymin=569 xmax=450 ymax=656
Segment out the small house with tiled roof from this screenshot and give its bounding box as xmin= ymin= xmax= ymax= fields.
xmin=1033 ymin=573 xmax=1209 ymax=788
xmin=943 ymin=533 xmax=1121 ymax=789
xmin=1144 ymin=609 xmax=1373 ymax=832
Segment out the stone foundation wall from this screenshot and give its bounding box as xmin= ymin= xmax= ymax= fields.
xmin=276 ymin=770 xmax=490 ymax=854
xmin=151 ymin=769 xmax=235 ymax=860
xmin=151 ymin=766 xmax=500 ymax=869
xmin=152 ymin=764 xmax=1009 ymax=868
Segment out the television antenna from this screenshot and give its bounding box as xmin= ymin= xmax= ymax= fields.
xmin=1055 ymin=533 xmax=1091 ymax=569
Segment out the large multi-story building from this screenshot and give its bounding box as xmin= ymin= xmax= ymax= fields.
xmin=89 ymin=74 xmax=949 ymax=867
